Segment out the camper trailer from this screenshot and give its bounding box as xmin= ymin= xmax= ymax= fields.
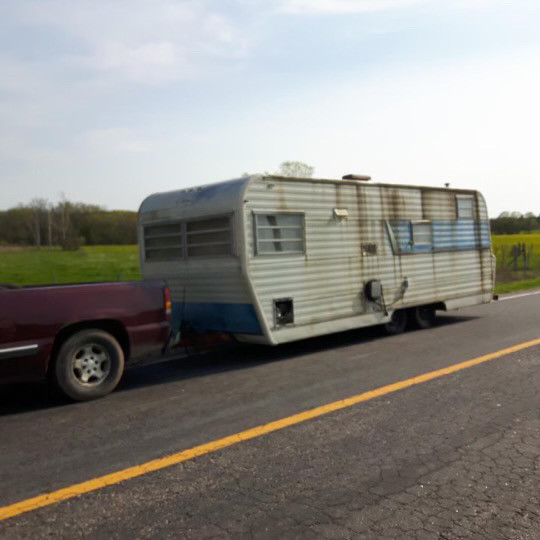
xmin=138 ymin=174 xmax=494 ymax=345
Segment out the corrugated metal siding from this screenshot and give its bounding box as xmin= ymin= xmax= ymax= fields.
xmin=422 ymin=190 xmax=456 ymax=220
xmin=139 ymin=176 xmax=493 ymax=341
xmin=246 ymin=180 xmax=398 ymax=329
xmin=142 ymin=259 xmax=251 ymax=304
xmin=139 ymin=180 xmax=253 ymax=332
xmin=379 ymin=186 xmax=423 ymax=220
xmin=246 ymin=178 xmax=493 ymax=334
xmin=139 ymin=178 xmax=247 ymax=220
xmin=477 ymin=194 xmax=489 ymax=220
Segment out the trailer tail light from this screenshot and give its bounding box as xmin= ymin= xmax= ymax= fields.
xmin=164 ymin=286 xmax=172 ymax=320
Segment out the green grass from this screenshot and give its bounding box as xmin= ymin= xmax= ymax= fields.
xmin=495 ymin=277 xmax=540 ymax=295
xmin=0 ymin=246 xmax=141 ymax=286
xmin=492 ymin=233 xmax=540 ymax=248
xmin=492 ymin=233 xmax=540 ymax=294
xmin=1 ymin=237 xmax=539 ymax=294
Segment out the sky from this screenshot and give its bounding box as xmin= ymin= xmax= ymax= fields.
xmin=0 ymin=0 xmax=539 ymax=216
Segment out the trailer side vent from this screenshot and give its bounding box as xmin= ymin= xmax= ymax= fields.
xmin=361 ymin=243 xmax=378 ymax=256
xmin=274 ymin=298 xmax=294 ymax=326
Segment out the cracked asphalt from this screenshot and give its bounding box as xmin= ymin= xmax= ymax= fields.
xmin=1 ymin=293 xmax=539 ymax=539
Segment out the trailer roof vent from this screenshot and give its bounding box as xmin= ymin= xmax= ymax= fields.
xmin=342 ymin=174 xmax=371 ymax=181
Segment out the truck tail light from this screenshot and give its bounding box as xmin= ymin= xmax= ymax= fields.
xmin=164 ymin=286 xmax=172 ymax=320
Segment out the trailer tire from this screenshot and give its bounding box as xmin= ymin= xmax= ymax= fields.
xmin=412 ymin=306 xmax=436 ymax=329
xmin=384 ymin=310 xmax=407 ymax=335
xmin=53 ymin=329 xmax=125 ymax=401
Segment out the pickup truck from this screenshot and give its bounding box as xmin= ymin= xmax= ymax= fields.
xmin=0 ymin=281 xmax=171 ymax=400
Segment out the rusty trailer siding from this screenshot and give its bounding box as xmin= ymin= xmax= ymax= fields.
xmin=138 ymin=178 xmax=260 ymax=336
xmin=138 ymin=174 xmax=493 ymax=345
xmin=243 ymin=176 xmax=492 ymax=344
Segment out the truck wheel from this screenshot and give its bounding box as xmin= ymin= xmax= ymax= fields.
xmin=412 ymin=306 xmax=436 ymax=329
xmin=53 ymin=330 xmax=124 ymax=401
xmin=384 ymin=310 xmax=407 ymax=335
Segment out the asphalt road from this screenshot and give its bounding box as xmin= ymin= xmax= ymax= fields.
xmin=1 ymin=292 xmax=540 ymax=539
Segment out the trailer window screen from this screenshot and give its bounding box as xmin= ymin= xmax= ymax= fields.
xmin=457 ymin=195 xmax=474 ymax=219
xmin=144 ymin=222 xmax=183 ymax=261
xmin=412 ymin=222 xmax=432 ymax=246
xmin=186 ymin=216 xmax=232 ymax=257
xmin=255 ymin=214 xmax=304 ymax=254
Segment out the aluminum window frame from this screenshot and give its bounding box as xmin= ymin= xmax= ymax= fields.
xmin=411 ymin=220 xmax=433 ymax=247
xmin=253 ymin=212 xmax=306 ymax=256
xmin=142 ymin=213 xmax=235 ymax=262
xmin=185 ymin=214 xmax=234 ymax=258
xmin=142 ymin=220 xmax=184 ymax=262
xmin=456 ymin=194 xmax=475 ymax=219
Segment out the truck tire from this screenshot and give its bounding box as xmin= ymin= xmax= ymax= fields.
xmin=384 ymin=309 xmax=407 ymax=335
xmin=53 ymin=329 xmax=125 ymax=401
xmin=412 ymin=306 xmax=436 ymax=329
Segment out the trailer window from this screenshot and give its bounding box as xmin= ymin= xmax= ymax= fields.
xmin=255 ymin=214 xmax=305 ymax=254
xmin=456 ymin=195 xmax=474 ymax=219
xmin=186 ymin=216 xmax=233 ymax=257
xmin=143 ymin=216 xmax=233 ymax=260
xmin=412 ymin=222 xmax=432 ymax=246
xmin=143 ymin=222 xmax=183 ymax=261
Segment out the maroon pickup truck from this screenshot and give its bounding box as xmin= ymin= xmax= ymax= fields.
xmin=0 ymin=281 xmax=171 ymax=400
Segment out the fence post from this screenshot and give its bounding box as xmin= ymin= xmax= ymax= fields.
xmin=525 ymin=244 xmax=532 ymax=270
xmin=511 ymin=245 xmax=519 ymax=271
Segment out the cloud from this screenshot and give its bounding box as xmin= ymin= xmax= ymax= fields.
xmin=68 ymin=41 xmax=184 ymax=85
xmin=278 ymin=0 xmax=521 ymax=15
xmin=279 ymin=0 xmax=432 ymax=14
xmin=7 ymin=0 xmax=254 ymax=85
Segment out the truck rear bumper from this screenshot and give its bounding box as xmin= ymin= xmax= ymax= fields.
xmin=128 ymin=321 xmax=170 ymax=361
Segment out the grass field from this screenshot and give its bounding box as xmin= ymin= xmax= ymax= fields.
xmin=492 ymin=233 xmax=540 ymax=248
xmin=1 ymin=235 xmax=539 ymax=293
xmin=491 ymin=233 xmax=540 ymax=293
xmin=0 ymin=246 xmax=140 ymax=286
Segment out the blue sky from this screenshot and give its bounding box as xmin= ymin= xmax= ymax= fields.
xmin=1 ymin=0 xmax=539 ymax=215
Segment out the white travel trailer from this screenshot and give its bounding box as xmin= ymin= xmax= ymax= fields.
xmin=138 ymin=174 xmax=494 ymax=345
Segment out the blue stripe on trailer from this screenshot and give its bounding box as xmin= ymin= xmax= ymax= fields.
xmin=391 ymin=219 xmax=491 ymax=253
xmin=171 ymin=302 xmax=262 ymax=335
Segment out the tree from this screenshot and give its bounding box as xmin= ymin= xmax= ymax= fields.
xmin=277 ymin=161 xmax=314 ymax=178
xmin=490 ymin=212 xmax=540 ymax=234
xmin=22 ymin=198 xmax=50 ymax=247
xmin=54 ymin=193 xmax=71 ymax=244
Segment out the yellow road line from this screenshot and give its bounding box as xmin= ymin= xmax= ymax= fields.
xmin=1 ymin=338 xmax=540 ymax=521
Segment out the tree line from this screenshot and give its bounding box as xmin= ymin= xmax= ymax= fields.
xmin=0 ymin=197 xmax=538 ymax=249
xmin=490 ymin=213 xmax=540 ymax=235
xmin=0 ymin=198 xmax=137 ymax=249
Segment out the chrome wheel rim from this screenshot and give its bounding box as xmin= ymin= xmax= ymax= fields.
xmin=72 ymin=343 xmax=110 ymax=386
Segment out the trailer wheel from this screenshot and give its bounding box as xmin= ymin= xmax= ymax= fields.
xmin=412 ymin=306 xmax=436 ymax=329
xmin=384 ymin=310 xmax=407 ymax=335
xmin=53 ymin=330 xmax=125 ymax=401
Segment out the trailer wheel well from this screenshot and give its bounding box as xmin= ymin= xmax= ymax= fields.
xmin=406 ymin=302 xmax=446 ymax=314
xmin=47 ymin=320 xmax=130 ymax=375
